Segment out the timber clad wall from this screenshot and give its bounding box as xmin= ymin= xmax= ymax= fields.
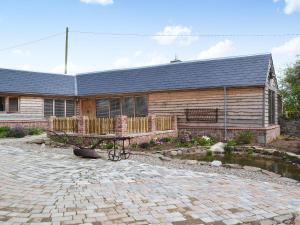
xmin=149 ymin=87 xmax=265 ymax=129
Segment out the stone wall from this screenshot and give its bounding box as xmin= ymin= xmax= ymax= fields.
xmin=279 ymin=117 xmax=300 ymax=137
xmin=178 ymin=125 xmax=280 ymax=144
xmin=0 ymin=120 xmax=49 ymax=129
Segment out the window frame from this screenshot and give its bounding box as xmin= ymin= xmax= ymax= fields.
xmin=8 ymin=97 xmax=19 ymax=113
xmin=0 ymin=96 xmax=6 ymax=112
xmin=43 ymin=99 xmax=75 ymax=118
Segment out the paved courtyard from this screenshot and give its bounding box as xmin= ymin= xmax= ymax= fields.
xmin=0 ymin=141 xmax=300 ymax=225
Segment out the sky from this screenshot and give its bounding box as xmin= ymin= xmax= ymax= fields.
xmin=0 ymin=0 xmax=300 ymax=76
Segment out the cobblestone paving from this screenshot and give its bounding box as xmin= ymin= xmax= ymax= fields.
xmin=0 ymin=143 xmax=300 ymax=225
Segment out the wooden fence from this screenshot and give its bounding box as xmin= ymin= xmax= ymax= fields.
xmin=85 ymin=117 xmax=115 ymax=135
xmin=127 ymin=117 xmax=149 ymax=133
xmin=53 ymin=117 xmax=78 ymax=133
xmin=156 ymin=116 xmax=172 ymax=131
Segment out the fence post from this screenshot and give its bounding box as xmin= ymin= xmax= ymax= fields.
xmin=148 ymin=114 xmax=156 ymax=132
xmin=48 ymin=116 xmax=56 ymax=131
xmin=77 ymin=116 xmax=88 ymax=134
xmin=115 ymin=115 xmax=128 ymax=137
xmin=171 ymin=115 xmax=178 ymax=130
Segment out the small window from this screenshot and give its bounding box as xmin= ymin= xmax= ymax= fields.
xmin=66 ymin=100 xmax=75 ymax=117
xmin=0 ymin=97 xmax=5 ymax=112
xmin=9 ymin=97 xmax=18 ymax=112
xmin=110 ymin=98 xmax=121 ymax=117
xmin=122 ymin=97 xmax=134 ymax=116
xmin=268 ymin=90 xmax=276 ymax=124
xmin=55 ymin=99 xmax=65 ymax=117
xmin=96 ymin=99 xmax=109 ymax=117
xmin=135 ymin=96 xmax=148 ymax=116
xmin=185 ymin=108 xmax=218 ymax=122
xmin=44 ymin=99 xmax=54 ymax=117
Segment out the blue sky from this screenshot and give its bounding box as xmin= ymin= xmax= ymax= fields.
xmin=0 ymin=0 xmax=300 ymax=76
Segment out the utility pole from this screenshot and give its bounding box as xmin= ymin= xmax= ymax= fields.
xmin=64 ymin=27 xmax=69 ymax=74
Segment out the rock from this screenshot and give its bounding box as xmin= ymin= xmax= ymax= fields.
xmin=28 ymin=139 xmax=45 ymax=144
xmin=185 ymin=160 xmax=198 ymax=165
xmin=211 ymin=160 xmax=222 ymax=167
xmin=41 ymin=143 xmax=46 ymax=149
xmin=223 ymin=164 xmax=243 ymax=169
xmin=159 ymin=156 xmax=172 ymax=161
xmin=243 ymin=166 xmax=262 ymax=172
xmin=261 ymin=169 xmax=281 ymax=178
xmin=259 ymin=219 xmax=276 ymax=225
xmin=170 ymin=150 xmax=178 ymax=156
xmin=209 ymin=142 xmax=225 ymax=153
xmin=177 ymin=150 xmax=183 ymax=155
xmin=273 ymin=214 xmax=293 ymax=223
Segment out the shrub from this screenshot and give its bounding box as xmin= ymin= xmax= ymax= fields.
xmin=8 ymin=126 xmax=27 ymax=138
xmin=139 ymin=142 xmax=150 ymax=149
xmin=236 ymin=131 xmax=254 ymax=145
xmin=226 ymin=139 xmax=237 ymax=146
xmin=0 ymin=126 xmax=10 ymax=138
xmin=160 ymin=137 xmax=172 ymax=143
xmin=193 ymin=136 xmax=216 ymax=146
xmin=176 ymin=140 xmax=193 ymax=148
xmin=105 ymin=143 xmax=114 ymax=149
xmin=27 ymin=127 xmax=43 ymax=135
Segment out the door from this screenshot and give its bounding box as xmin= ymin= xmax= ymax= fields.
xmin=81 ymin=99 xmax=96 ymax=118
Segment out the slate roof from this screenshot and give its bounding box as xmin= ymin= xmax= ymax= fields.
xmin=0 ymin=69 xmax=76 ymax=96
xmin=0 ymin=54 xmax=271 ymax=96
xmin=76 ymin=53 xmax=271 ymax=96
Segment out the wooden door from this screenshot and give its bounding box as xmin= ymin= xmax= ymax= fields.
xmin=81 ymin=99 xmax=96 ymax=118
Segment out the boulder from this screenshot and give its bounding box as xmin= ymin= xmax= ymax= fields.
xmin=273 ymin=214 xmax=293 ymax=223
xmin=177 ymin=150 xmax=183 ymax=155
xmin=223 ymin=164 xmax=243 ymax=169
xmin=295 ymin=214 xmax=300 ymax=225
xmin=243 ymin=166 xmax=262 ymax=172
xmin=259 ymin=219 xmax=276 ymax=225
xmin=211 ymin=160 xmax=222 ymax=167
xmin=209 ymin=142 xmax=225 ymax=153
xmin=41 ymin=143 xmax=46 ymax=149
xmin=159 ymin=156 xmax=172 ymax=161
xmin=170 ymin=150 xmax=178 ymax=156
xmin=261 ymin=169 xmax=281 ymax=178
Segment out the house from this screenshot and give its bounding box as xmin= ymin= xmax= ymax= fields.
xmin=0 ymin=53 xmax=280 ymax=143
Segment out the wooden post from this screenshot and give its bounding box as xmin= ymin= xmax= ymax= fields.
xmin=48 ymin=116 xmax=56 ymax=131
xmin=77 ymin=116 xmax=88 ymax=134
xmin=148 ymin=114 xmax=156 ymax=132
xmin=171 ymin=115 xmax=177 ymax=130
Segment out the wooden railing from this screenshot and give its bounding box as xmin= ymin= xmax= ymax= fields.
xmin=53 ymin=117 xmax=78 ymax=133
xmin=127 ymin=117 xmax=149 ymax=133
xmin=156 ymin=116 xmax=172 ymax=131
xmin=85 ymin=117 xmax=115 ymax=135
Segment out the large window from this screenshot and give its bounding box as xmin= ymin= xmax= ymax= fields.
xmin=96 ymin=99 xmax=109 ymax=117
xmin=44 ymin=99 xmax=75 ymax=117
xmin=122 ymin=97 xmax=134 ymax=116
xmin=96 ymin=96 xmax=148 ymax=118
xmin=268 ymin=90 xmax=276 ymax=124
xmin=0 ymin=97 xmax=5 ymax=112
xmin=135 ymin=96 xmax=148 ymax=116
xmin=9 ymin=97 xmax=19 ymax=113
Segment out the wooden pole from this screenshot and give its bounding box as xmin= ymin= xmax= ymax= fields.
xmin=64 ymin=27 xmax=69 ymax=74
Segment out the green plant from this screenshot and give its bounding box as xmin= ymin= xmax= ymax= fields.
xmin=0 ymin=126 xmax=10 ymax=138
xmin=8 ymin=126 xmax=27 ymax=138
xmin=131 ymin=143 xmax=138 ymax=149
xmin=193 ymin=136 xmax=216 ymax=146
xmin=227 ymin=139 xmax=237 ymax=146
xmin=236 ymin=131 xmax=254 ymax=145
xmin=149 ymin=140 xmax=156 ymax=146
xmin=160 ymin=137 xmax=172 ymax=142
xmin=27 ymin=127 xmax=43 ymax=135
xmin=175 ymin=140 xmax=193 ymax=148
xmin=139 ymin=142 xmax=150 ymax=149
xmin=224 ymin=145 xmax=234 ymax=155
xmin=105 ymin=143 xmax=114 ymax=149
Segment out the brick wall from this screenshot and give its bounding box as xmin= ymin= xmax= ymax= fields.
xmin=0 ymin=120 xmax=49 ymax=129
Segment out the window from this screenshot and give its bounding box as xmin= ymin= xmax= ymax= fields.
xmin=110 ymin=98 xmax=121 ymax=117
xmin=0 ymin=97 xmax=5 ymax=112
xmin=268 ymin=90 xmax=276 ymax=124
xmin=135 ymin=96 xmax=148 ymax=116
xmin=44 ymin=99 xmax=54 ymax=117
xmin=8 ymin=97 xmax=18 ymax=112
xmin=96 ymin=99 xmax=109 ymax=117
xmin=66 ymin=100 xmax=75 ymax=117
xmin=122 ymin=97 xmax=134 ymax=116
xmin=55 ymin=99 xmax=65 ymax=117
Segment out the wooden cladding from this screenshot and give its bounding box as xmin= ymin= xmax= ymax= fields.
xmin=85 ymin=117 xmax=115 ymax=135
xmin=185 ymin=108 xmax=218 ymax=122
xmin=156 ymin=116 xmax=172 ymax=131
xmin=53 ymin=117 xmax=78 ymax=133
xmin=127 ymin=117 xmax=149 ymax=133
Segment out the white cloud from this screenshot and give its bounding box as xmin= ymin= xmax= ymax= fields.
xmin=152 ymin=25 xmax=198 ymax=46
xmin=134 ymin=50 xmax=143 ymax=56
xmin=272 ymin=37 xmax=300 ymax=54
xmin=284 ymin=0 xmax=300 ymax=14
xmin=197 ymin=40 xmax=234 ymax=59
xmin=80 ymin=0 xmax=113 ymax=6
xmin=114 ymin=57 xmax=131 ymax=68
xmin=11 ymin=49 xmax=31 ymax=56
xmin=52 ymin=62 xmax=85 ymax=75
